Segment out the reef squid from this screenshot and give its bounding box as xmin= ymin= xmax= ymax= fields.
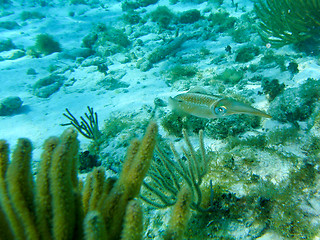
xmin=169 ymin=87 xmax=271 ymax=119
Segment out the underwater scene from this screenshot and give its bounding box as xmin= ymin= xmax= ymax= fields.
xmin=1 ymin=0 xmax=320 ymax=239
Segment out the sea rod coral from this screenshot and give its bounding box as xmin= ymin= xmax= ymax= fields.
xmin=141 ymin=129 xmax=212 ymax=212
xmin=255 ymin=0 xmax=320 ymax=46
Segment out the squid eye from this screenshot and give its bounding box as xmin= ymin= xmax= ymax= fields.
xmin=214 ymin=106 xmax=227 ymax=115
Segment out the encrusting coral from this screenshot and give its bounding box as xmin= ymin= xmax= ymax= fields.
xmin=0 ymin=121 xmax=158 ymax=240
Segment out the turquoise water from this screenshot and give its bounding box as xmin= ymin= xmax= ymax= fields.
xmin=1 ymin=0 xmax=320 ymax=239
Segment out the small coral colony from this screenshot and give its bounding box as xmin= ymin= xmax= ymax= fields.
xmin=1 ymin=0 xmax=320 ymax=239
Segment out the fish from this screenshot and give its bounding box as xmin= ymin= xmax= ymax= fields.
xmin=169 ymin=87 xmax=271 ymax=119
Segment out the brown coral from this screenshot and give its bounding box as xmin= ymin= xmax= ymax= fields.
xmin=0 ymin=121 xmax=158 ymax=240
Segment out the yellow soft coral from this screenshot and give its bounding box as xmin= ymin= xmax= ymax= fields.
xmin=0 ymin=121 xmax=158 ymax=240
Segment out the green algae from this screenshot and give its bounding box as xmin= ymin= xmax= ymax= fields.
xmin=261 ymin=78 xmax=285 ymax=101
xmin=149 ymin=6 xmax=175 ymax=28
xmin=161 ymin=112 xmax=207 ymax=137
xmin=167 ymin=64 xmax=198 ymax=84
xmin=179 ymin=9 xmax=201 ymax=24
xmin=34 ymin=33 xmax=61 ymax=56
xmin=205 ymin=115 xmax=260 ymax=140
xmin=216 ymin=68 xmax=244 ymax=85
xmin=235 ymin=45 xmax=260 ymax=63
xmin=20 ymin=11 xmax=45 ymax=21
xmin=207 ymin=10 xmax=236 ymax=33
xmin=0 ymin=39 xmax=15 ymax=52
xmin=82 ymin=24 xmax=130 ymax=57
xmin=193 ymin=125 xmax=320 ymax=239
xmin=259 ymin=50 xmax=286 ymax=71
xmin=269 ymin=78 xmax=320 ymax=123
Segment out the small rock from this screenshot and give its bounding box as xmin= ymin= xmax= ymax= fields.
xmin=81 ymin=57 xmax=113 ymax=67
xmin=154 ymin=98 xmax=167 ymax=107
xmin=0 ymin=21 xmax=20 ymax=30
xmin=0 ymin=49 xmax=25 ymax=60
xmin=33 ymin=75 xmax=65 ymax=98
xmin=27 ymin=68 xmax=37 ymax=75
xmin=0 ymin=96 xmax=23 ymax=116
xmin=0 ymin=39 xmax=16 ymax=52
xmin=59 ymin=48 xmax=93 ymax=60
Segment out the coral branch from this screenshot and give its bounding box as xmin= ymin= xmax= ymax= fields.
xmin=141 ymin=129 xmax=212 ymax=212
